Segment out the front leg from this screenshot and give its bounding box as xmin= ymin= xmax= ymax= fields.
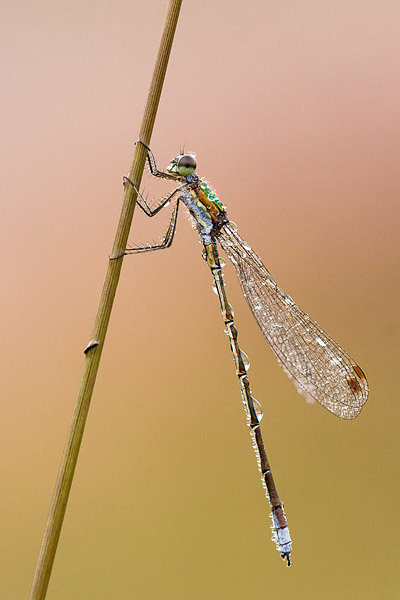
xmin=137 ymin=140 xmax=177 ymax=181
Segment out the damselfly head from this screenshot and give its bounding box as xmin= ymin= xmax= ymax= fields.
xmin=167 ymin=153 xmax=197 ymax=177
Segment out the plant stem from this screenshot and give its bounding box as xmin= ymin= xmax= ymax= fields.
xmin=29 ymin=2 xmax=182 ymax=598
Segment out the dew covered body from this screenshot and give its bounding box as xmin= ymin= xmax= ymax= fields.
xmin=122 ymin=145 xmax=369 ymax=565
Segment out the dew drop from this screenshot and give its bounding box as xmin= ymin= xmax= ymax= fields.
xmin=303 ymin=328 xmax=313 ymax=343
xmin=219 ymin=257 xmax=226 ymax=267
xmin=229 ymin=221 xmax=238 ymax=232
xmin=241 ymin=350 xmax=250 ymax=371
xmin=252 ymin=397 xmax=263 ymax=421
xmin=284 ymin=295 xmax=294 ymax=306
xmin=212 ymin=281 xmax=218 ymax=295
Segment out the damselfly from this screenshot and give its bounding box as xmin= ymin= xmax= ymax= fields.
xmin=117 ymin=143 xmax=369 ymax=566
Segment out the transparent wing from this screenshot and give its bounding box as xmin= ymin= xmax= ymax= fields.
xmin=218 ymin=223 xmax=368 ymax=419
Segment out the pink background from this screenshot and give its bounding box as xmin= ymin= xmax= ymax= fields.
xmin=2 ymin=1 xmax=399 ymax=598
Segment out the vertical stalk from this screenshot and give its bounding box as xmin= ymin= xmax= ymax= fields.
xmin=29 ymin=2 xmax=183 ymax=598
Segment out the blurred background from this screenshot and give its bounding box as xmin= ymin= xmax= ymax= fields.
xmin=1 ymin=1 xmax=399 ymax=598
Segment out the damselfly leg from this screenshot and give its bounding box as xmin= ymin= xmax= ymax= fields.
xmin=122 ymin=176 xmax=181 ymax=217
xmin=137 ymin=140 xmax=178 ymax=181
xmin=124 ymin=198 xmax=180 ymax=255
xmin=109 ymin=180 xmax=180 ymax=259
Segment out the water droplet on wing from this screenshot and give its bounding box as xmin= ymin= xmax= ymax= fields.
xmin=229 ymin=221 xmax=238 ymax=232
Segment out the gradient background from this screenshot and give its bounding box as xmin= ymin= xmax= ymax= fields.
xmin=2 ymin=1 xmax=399 ymax=598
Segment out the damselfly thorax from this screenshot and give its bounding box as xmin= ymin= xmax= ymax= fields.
xmin=179 ymin=175 xmax=229 ymax=243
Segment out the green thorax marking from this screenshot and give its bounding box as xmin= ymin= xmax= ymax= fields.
xmin=199 ymin=179 xmax=225 ymax=211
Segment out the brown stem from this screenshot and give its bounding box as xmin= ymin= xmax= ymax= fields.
xmin=29 ymin=2 xmax=183 ymax=598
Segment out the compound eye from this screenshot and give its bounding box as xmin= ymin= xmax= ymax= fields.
xmin=177 ymin=154 xmax=196 ymax=176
